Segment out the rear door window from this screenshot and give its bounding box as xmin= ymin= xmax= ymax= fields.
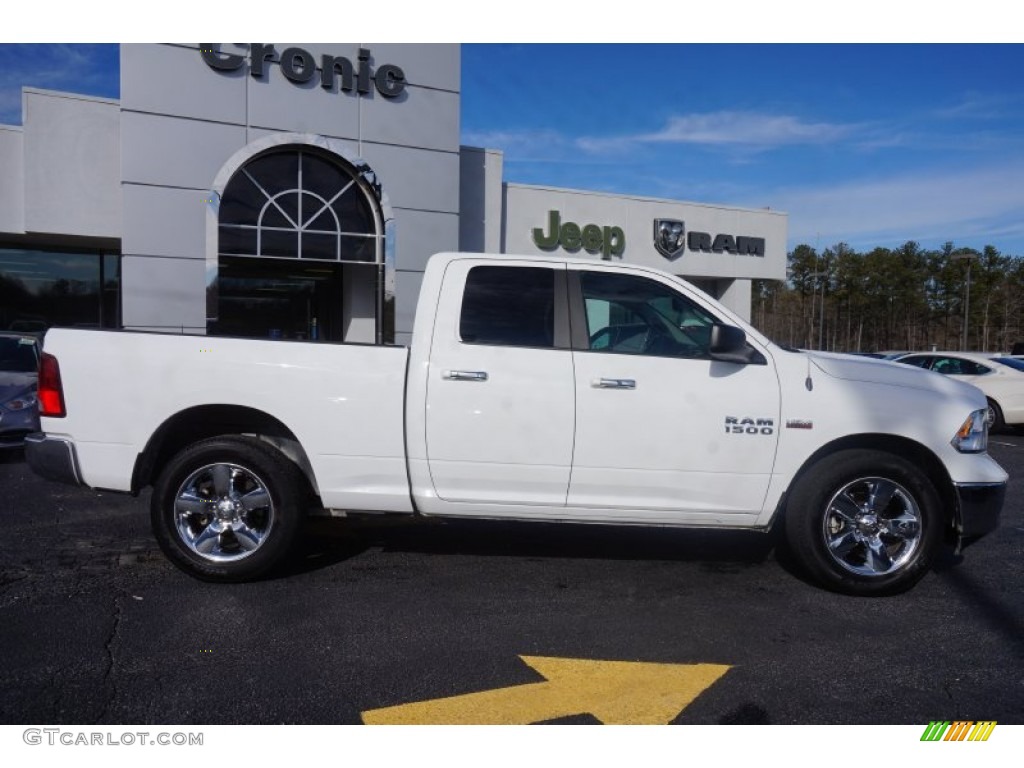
xmin=459 ymin=266 xmax=557 ymax=348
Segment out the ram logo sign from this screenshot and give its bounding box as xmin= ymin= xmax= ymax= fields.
xmin=653 ymin=218 xmax=766 ymax=260
xmin=654 ymin=219 xmax=686 ymax=260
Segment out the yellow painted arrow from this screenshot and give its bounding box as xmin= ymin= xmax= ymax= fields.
xmin=361 ymin=655 xmax=731 ymax=725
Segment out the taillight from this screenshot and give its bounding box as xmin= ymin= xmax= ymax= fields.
xmin=38 ymin=352 xmax=66 ymax=418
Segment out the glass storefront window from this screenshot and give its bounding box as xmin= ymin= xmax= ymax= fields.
xmin=209 ymin=257 xmax=345 ymax=342
xmin=0 ymin=248 xmax=121 ymax=335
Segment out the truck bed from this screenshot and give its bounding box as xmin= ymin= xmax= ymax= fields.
xmin=39 ymin=329 xmax=413 ymax=512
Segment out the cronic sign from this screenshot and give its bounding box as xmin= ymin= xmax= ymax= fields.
xmin=200 ymin=44 xmax=406 ymax=98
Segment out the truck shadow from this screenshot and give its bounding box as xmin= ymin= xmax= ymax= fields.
xmin=283 ymin=515 xmax=978 ymax=593
xmin=281 ymin=515 xmax=789 ymax=579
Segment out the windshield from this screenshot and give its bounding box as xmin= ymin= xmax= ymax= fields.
xmin=0 ymin=337 xmax=39 ymax=373
xmin=993 ymin=357 xmax=1024 ymax=373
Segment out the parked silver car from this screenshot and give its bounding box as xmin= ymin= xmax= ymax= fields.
xmin=0 ymin=333 xmax=40 ymax=449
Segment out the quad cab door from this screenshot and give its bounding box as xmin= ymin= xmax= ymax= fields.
xmin=567 ymin=265 xmax=781 ymax=524
xmin=423 ymin=259 xmax=575 ymax=507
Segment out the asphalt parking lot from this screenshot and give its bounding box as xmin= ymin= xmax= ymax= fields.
xmin=1 ymin=434 xmax=1022 ymax=725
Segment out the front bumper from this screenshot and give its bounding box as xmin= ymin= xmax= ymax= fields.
xmin=953 ymin=481 xmax=1006 ymax=548
xmin=24 ymin=433 xmax=83 ymax=486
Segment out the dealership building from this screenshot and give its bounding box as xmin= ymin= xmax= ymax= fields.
xmin=0 ymin=44 xmax=787 ymax=344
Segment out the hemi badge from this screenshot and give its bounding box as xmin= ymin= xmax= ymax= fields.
xmin=786 ymin=420 xmax=813 ymax=430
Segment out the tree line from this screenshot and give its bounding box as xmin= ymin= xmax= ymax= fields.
xmin=751 ymin=241 xmax=1024 ymax=354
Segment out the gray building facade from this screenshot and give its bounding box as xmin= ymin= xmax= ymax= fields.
xmin=0 ymin=43 xmax=786 ymax=344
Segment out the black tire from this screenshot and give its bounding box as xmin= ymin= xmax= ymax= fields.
xmin=151 ymin=436 xmax=305 ymax=582
xmin=986 ymin=398 xmax=1005 ymax=433
xmin=783 ymin=449 xmax=943 ymax=596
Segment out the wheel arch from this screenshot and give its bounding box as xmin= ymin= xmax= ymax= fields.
xmin=131 ymin=404 xmax=318 ymax=498
xmin=775 ymin=433 xmax=958 ymax=544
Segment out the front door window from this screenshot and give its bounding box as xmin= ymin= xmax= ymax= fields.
xmin=580 ymin=271 xmax=717 ymax=358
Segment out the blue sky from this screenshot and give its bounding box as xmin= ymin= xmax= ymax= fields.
xmin=461 ymin=44 xmax=1024 ymax=256
xmin=2 ymin=42 xmax=1023 ymax=256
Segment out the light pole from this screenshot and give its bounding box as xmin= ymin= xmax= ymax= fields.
xmin=951 ymin=252 xmax=978 ymax=351
xmin=808 ymin=271 xmax=828 ymax=350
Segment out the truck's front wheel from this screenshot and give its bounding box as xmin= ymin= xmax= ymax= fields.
xmin=151 ymin=436 xmax=304 ymax=582
xmin=784 ymin=449 xmax=943 ymax=596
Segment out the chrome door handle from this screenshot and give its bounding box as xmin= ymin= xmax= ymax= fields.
xmin=443 ymin=370 xmax=489 ymax=382
xmin=592 ymin=378 xmax=636 ymax=389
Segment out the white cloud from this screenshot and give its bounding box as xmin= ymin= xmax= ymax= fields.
xmin=640 ymin=112 xmax=856 ymax=145
xmin=468 ymin=112 xmax=866 ymax=165
xmin=463 ymin=128 xmax=619 ymax=166
xmin=930 ymin=92 xmax=1024 ymax=120
xmin=462 ymin=128 xmax=569 ymax=159
xmin=577 ymin=111 xmax=861 ymax=154
xmin=760 ymin=163 xmax=1024 ymax=250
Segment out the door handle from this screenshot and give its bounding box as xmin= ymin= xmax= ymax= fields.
xmin=443 ymin=370 xmax=489 ymax=382
xmin=592 ymin=378 xmax=636 ymax=389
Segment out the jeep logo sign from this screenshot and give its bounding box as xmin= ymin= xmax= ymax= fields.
xmin=533 ymin=210 xmax=625 ymax=260
xmin=200 ymin=44 xmax=407 ymax=98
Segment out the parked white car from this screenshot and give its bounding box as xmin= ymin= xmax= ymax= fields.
xmin=893 ymin=352 xmax=1024 ymax=431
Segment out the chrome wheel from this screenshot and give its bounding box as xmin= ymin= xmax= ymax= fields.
xmin=173 ymin=462 xmax=275 ymax=563
xmin=821 ymin=476 xmax=922 ymax=577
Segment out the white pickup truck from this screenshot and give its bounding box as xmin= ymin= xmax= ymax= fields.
xmin=26 ymin=252 xmax=1007 ymax=595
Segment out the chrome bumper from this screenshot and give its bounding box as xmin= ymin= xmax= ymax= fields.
xmin=24 ymin=433 xmax=83 ymax=487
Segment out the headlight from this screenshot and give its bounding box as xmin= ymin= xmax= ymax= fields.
xmin=951 ymin=409 xmax=988 ymax=453
xmin=2 ymin=392 xmax=37 ymax=411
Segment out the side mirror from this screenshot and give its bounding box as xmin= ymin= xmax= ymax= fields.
xmin=709 ymin=323 xmax=761 ymax=364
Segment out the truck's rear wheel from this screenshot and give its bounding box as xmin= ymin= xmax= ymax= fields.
xmin=151 ymin=436 xmax=304 ymax=582
xmin=784 ymin=449 xmax=943 ymax=596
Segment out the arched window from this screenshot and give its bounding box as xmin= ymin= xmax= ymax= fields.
xmin=209 ymin=143 xmax=390 ymax=344
xmin=218 ymin=148 xmax=381 ymax=263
